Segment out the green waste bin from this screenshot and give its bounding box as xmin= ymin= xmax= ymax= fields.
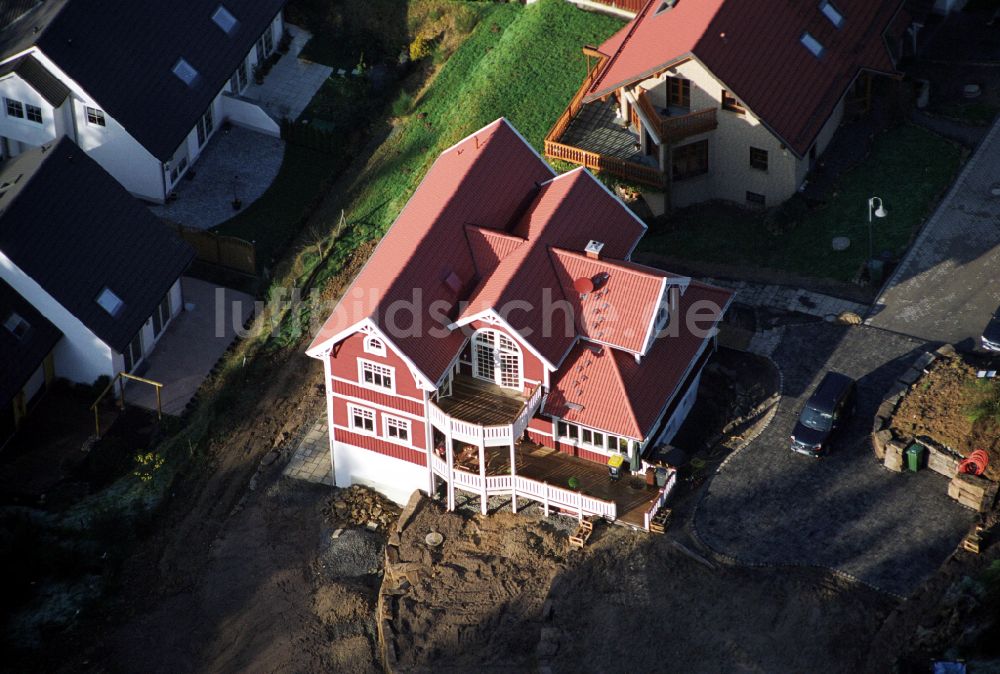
xmin=906 ymin=443 xmax=926 ymax=472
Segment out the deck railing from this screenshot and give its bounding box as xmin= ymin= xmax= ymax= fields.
xmin=643 ymin=468 xmax=678 ymax=531
xmin=587 ymin=0 xmax=646 ymax=12
xmin=544 ymin=49 xmax=666 ymax=188
xmin=428 ymin=384 xmax=544 ymax=445
xmin=636 ymin=90 xmax=718 ymax=144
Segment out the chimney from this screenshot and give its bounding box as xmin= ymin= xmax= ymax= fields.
xmin=584 ymin=240 xmax=604 ymax=259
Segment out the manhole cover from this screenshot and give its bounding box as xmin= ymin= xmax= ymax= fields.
xmin=832 ymin=236 xmax=850 ymax=251
xmin=425 ymin=532 xmax=444 ymax=547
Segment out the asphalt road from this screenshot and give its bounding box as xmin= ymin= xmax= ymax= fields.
xmin=867 ymin=119 xmax=1000 ymax=350
xmin=695 ymin=323 xmax=975 ymax=597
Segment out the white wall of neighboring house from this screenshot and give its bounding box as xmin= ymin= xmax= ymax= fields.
xmin=0 ymin=73 xmax=62 ymax=149
xmin=626 ymin=56 xmax=845 ymax=208
xmin=0 ymin=250 xmax=114 ymax=386
xmin=0 ymin=8 xmax=285 ymax=201
xmin=111 ymin=276 xmax=184 ymax=375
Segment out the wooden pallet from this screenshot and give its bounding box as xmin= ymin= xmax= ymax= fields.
xmin=962 ymin=525 xmax=985 ymax=555
xmin=649 ymin=508 xmax=672 ymax=534
xmin=568 ymin=518 xmax=594 ymax=549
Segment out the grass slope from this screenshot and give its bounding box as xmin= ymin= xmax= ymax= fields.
xmin=316 ymin=0 xmax=622 ymax=276
xmin=640 ymin=123 xmax=964 ymax=283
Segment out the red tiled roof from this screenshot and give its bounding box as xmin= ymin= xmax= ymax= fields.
xmin=463 ymin=225 xmax=526 ymax=278
xmin=586 ymin=0 xmax=903 ymax=156
xmin=547 ymin=281 xmax=732 ymax=439
xmin=306 ymin=119 xmax=555 ymax=379
xmin=548 ymin=248 xmax=667 ymax=354
xmin=457 ymin=167 xmax=648 ymax=365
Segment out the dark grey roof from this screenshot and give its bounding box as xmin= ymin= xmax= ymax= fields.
xmin=0 ymin=0 xmax=286 ymax=161
xmin=0 ymin=137 xmax=194 ymax=353
xmin=0 ymin=54 xmax=69 ymax=105
xmin=0 ymin=277 xmax=61 ymax=407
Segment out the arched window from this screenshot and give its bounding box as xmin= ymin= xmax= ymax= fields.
xmin=472 ymin=329 xmax=521 ymax=389
xmin=364 ymin=335 xmax=386 ymax=357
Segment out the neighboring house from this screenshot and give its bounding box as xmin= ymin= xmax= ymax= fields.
xmin=545 ymin=0 xmax=907 ymax=209
xmin=0 ymin=138 xmax=194 ymax=429
xmin=306 ymin=118 xmax=732 ymax=526
xmin=0 ymin=277 xmax=60 ymax=446
xmin=0 ymin=0 xmax=286 ymax=203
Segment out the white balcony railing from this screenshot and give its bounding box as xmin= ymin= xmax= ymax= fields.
xmin=428 ymin=384 xmax=545 ymax=446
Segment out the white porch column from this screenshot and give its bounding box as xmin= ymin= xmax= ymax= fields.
xmin=478 ymin=437 xmax=487 ymax=516
xmin=424 ymin=392 xmax=435 ymax=497
xmin=445 ymin=429 xmax=455 ymax=511
xmin=509 ymin=438 xmax=517 ymax=514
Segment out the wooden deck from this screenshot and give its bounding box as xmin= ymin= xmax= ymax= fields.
xmin=435 ymin=374 xmax=526 ymax=426
xmin=486 ymin=442 xmax=659 ymax=527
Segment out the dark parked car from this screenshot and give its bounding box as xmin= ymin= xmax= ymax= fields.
xmin=981 ymin=307 xmax=1000 ymax=352
xmin=790 ymin=371 xmax=856 ymax=457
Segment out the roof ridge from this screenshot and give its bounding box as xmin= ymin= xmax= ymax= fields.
xmin=549 ymin=246 xmax=667 ymax=281
xmin=606 ymin=346 xmax=643 ymax=437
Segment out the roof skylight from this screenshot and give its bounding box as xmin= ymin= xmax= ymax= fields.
xmin=800 ymin=32 xmax=825 ymax=58
xmin=4 ymin=311 xmax=29 ymax=339
xmin=172 ymin=58 xmax=199 ymax=86
xmin=820 ymin=1 xmax=844 ymax=28
xmin=96 ymin=287 xmax=124 ymax=317
xmin=212 ymin=5 xmax=238 ymax=34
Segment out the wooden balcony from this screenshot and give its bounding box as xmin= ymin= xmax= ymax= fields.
xmin=429 ymin=374 xmax=544 ymax=446
xmin=636 ymin=90 xmax=718 ymax=143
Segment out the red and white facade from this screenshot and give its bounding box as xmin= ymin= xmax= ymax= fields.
xmin=307 ymin=119 xmax=732 ymax=514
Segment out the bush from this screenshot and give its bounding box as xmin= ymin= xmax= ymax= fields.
xmin=409 ymin=35 xmax=435 ymax=61
xmin=391 ymin=91 xmax=414 ymax=118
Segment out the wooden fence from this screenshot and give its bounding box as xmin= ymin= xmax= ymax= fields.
xmin=586 ymin=0 xmax=648 ymax=13
xmin=174 ymin=224 xmax=257 ymax=276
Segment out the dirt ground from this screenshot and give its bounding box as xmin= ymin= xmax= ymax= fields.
xmin=891 ymin=355 xmax=1000 ymax=479
xmin=376 ymin=496 xmax=895 ymax=673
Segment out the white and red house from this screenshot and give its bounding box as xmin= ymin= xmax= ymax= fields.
xmin=306 ymin=118 xmax=732 ymax=524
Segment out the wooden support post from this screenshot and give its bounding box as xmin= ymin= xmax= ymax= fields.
xmin=94 ymin=407 xmax=101 ymax=439
xmin=154 ymin=385 xmax=162 ymax=420
xmin=510 ymin=439 xmax=517 ymax=514
xmin=478 ymin=438 xmax=487 ymax=516
xmin=445 ymin=431 xmax=455 ymax=511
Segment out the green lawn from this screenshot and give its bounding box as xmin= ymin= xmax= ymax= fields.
xmin=638 ymin=123 xmax=964 ymax=283
xmin=311 ymin=0 xmax=622 ymax=286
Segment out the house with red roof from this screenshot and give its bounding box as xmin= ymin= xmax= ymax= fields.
xmin=306 ymin=118 xmax=732 ymax=528
xmin=545 ymin=0 xmax=907 ymax=209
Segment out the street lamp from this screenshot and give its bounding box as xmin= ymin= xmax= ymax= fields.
xmin=867 ymin=196 xmax=887 ymax=268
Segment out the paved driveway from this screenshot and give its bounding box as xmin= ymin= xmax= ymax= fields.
xmin=867 ymin=119 xmax=1000 ymax=349
xmin=695 ymin=323 xmax=975 ymax=596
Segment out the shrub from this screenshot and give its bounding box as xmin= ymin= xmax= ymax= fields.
xmin=409 ymin=35 xmax=435 ymax=61
xmin=567 ymin=476 xmax=580 ymax=490
xmin=391 ymin=91 xmax=414 ymax=118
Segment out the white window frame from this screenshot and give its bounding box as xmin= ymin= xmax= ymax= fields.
xmin=347 ymin=404 xmax=376 ymax=435
xmin=5 ymin=98 xmax=24 ymax=119
xmin=472 ymin=329 xmax=522 ymax=390
xmin=25 ymin=103 xmax=42 ymax=124
xmin=358 ymin=358 xmax=395 ymax=393
xmin=364 ymin=335 xmax=386 ymax=357
xmin=556 ymin=419 xmax=635 ymax=454
xmin=85 ymin=106 xmax=106 ymax=127
xmin=383 ymin=415 xmax=411 ymax=446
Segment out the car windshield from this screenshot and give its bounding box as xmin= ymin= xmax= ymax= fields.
xmin=799 ymin=406 xmax=833 ymax=431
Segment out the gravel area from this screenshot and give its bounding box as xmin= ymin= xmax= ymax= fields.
xmin=695 ymin=323 xmax=976 ymax=596
xmin=318 ymin=528 xmax=384 ymax=579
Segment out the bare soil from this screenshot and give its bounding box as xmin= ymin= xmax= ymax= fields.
xmin=890 ymin=356 xmax=1000 ymax=479
xmin=379 ymin=497 xmax=894 ymax=673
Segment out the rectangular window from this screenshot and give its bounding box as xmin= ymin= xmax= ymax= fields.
xmin=263 ymin=27 xmax=274 ymax=54
xmin=5 ymin=98 xmax=23 ymax=118
xmin=672 ymin=140 xmax=708 ymax=181
xmin=384 ymin=416 xmax=411 ymax=444
xmin=749 ymin=147 xmax=768 ymax=171
xmin=96 ymin=286 xmax=124 ymax=316
xmin=123 ymin=332 xmax=143 ymax=373
xmin=152 ymin=294 xmax=171 ymax=337
xmin=348 ymin=405 xmax=375 ymax=434
xmin=557 ymin=421 xmax=579 ymax=441
xmin=721 ymin=90 xmax=744 ymax=114
xmin=212 ymin=5 xmax=238 ymax=34
xmin=746 ymin=191 xmax=766 ymax=207
xmin=581 ymin=428 xmax=593 ymax=445
xmin=25 ymin=104 xmax=42 ymax=123
xmin=666 ymin=77 xmax=690 ymax=108
xmin=85 ymin=106 xmax=106 ymax=126
xmin=196 ymin=107 xmax=214 ymax=147
xmin=230 ymin=60 xmax=248 ymax=92
xmin=360 ymin=360 xmax=394 ymax=391
xmin=172 ymin=58 xmax=199 ymax=86
xmin=4 ymin=312 xmax=29 ymax=339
